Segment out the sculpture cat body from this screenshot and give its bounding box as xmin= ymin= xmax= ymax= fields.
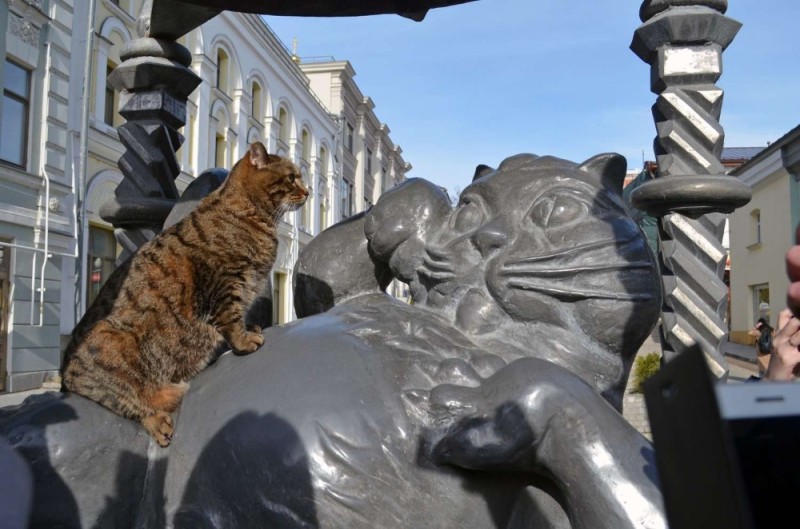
xmin=5 ymin=151 xmax=667 ymax=529
xmin=61 ymin=142 xmax=307 ymax=446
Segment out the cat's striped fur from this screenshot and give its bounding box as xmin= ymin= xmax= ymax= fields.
xmin=62 ymin=142 xmax=307 ymax=446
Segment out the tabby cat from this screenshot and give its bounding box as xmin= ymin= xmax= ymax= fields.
xmin=62 ymin=142 xmax=307 ymax=446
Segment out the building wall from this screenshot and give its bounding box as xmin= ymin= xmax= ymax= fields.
xmin=0 ymin=0 xmax=89 ymax=392
xmin=0 ymin=5 xmax=410 ymax=391
xmin=729 ymin=152 xmax=793 ymax=343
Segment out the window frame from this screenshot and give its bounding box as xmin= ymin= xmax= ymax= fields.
xmin=0 ymin=59 xmax=32 ymax=168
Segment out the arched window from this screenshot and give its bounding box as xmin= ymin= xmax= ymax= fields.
xmin=278 ymin=107 xmax=289 ymax=145
xmin=213 ymin=106 xmax=229 ymax=168
xmin=750 ymin=209 xmax=762 ymax=245
xmin=319 ymin=146 xmax=328 ymax=177
xmin=215 ymin=134 xmax=226 ymax=168
xmin=251 ymin=81 xmax=262 ymax=122
xmin=301 ymin=129 xmax=311 ymax=163
xmin=216 ymin=48 xmax=229 ymax=93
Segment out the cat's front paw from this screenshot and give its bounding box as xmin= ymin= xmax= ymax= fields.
xmin=230 ymin=331 xmax=265 ymax=354
xmin=142 ymin=411 xmax=174 ymax=447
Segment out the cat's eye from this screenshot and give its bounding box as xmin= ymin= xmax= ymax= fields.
xmin=530 ymin=193 xmax=587 ymax=228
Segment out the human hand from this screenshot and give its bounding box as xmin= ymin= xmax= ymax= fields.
xmin=764 ymin=309 xmax=800 ymax=381
xmin=787 ymin=224 xmax=800 ymax=317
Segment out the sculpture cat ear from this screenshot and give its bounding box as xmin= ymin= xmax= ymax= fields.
xmin=248 ymin=142 xmax=272 ymax=169
xmin=473 ymin=164 xmax=495 ymax=182
xmin=578 ymin=153 xmax=627 ymax=195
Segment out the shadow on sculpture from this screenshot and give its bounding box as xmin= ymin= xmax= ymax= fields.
xmin=174 ymin=412 xmax=317 ymax=528
xmin=2 ymin=152 xmax=667 ymax=528
xmin=0 ymin=394 xmax=82 ymax=529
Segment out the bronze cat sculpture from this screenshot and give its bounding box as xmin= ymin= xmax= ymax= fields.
xmin=3 ymin=152 xmax=666 ymax=529
xmin=61 ymin=142 xmax=307 ymax=446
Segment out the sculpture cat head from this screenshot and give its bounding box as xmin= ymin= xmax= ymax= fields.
xmin=365 ymin=153 xmax=661 ymax=362
xmin=297 ymin=151 xmax=661 ymax=401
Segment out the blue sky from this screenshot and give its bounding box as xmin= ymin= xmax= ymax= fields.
xmin=266 ymin=0 xmax=799 ymax=196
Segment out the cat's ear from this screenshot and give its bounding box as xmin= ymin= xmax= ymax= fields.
xmin=248 ymin=142 xmax=272 ymax=169
xmin=578 ymin=153 xmax=627 ymax=194
xmin=473 ymin=164 xmax=494 ymax=182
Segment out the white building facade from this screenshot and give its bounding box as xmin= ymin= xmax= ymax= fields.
xmin=0 ymin=2 xmax=410 ymax=393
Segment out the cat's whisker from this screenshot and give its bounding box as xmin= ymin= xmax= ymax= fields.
xmin=500 ymin=261 xmax=654 ymax=277
xmin=505 ymin=280 xmax=655 ymax=302
xmin=503 ymin=237 xmax=640 ymax=266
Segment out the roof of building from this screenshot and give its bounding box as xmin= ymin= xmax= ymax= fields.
xmin=730 ymin=124 xmax=800 ymax=176
xmin=721 ymin=147 xmax=765 ymax=161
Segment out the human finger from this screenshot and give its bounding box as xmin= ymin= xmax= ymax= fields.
xmin=787 ymin=245 xmax=800 ymax=283
xmin=778 ymin=308 xmax=794 ymax=332
xmin=789 ymin=281 xmax=800 ymax=318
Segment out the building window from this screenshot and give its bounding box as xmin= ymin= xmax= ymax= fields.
xmin=319 ymin=147 xmax=328 ymax=176
xmin=215 ymin=133 xmax=226 ymax=168
xmin=346 ymin=122 xmax=354 ymax=153
xmin=216 ymin=48 xmax=229 ymax=93
xmin=278 ymin=107 xmax=289 ymax=145
xmin=340 ymin=178 xmax=353 ymax=219
xmin=251 ymin=81 xmax=262 ymax=122
xmin=365 ymin=148 xmax=372 ymax=178
xmin=750 ymin=209 xmax=762 ymax=245
xmin=87 ymin=226 xmax=118 ymax=307
xmin=752 ymin=283 xmax=770 ymax=325
xmin=104 ymin=63 xmax=119 ymax=126
xmin=301 ymin=129 xmax=311 ymax=163
xmin=364 ymin=197 xmax=372 ymax=211
xmin=0 ymin=60 xmax=31 ymax=167
xmin=382 ymin=166 xmax=388 ymax=191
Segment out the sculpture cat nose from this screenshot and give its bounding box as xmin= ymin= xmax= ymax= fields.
xmin=472 ymin=221 xmax=508 ymax=256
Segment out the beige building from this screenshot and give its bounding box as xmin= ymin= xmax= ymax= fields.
xmin=728 ymin=125 xmax=800 ymax=344
xmin=0 ymin=1 xmax=411 ymax=393
xmin=300 ymin=60 xmax=410 ymax=219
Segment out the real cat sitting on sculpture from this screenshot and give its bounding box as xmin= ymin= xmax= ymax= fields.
xmin=62 ymin=142 xmax=308 ymax=446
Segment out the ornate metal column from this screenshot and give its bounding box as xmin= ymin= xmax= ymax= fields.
xmin=100 ymin=3 xmax=220 ymax=263
xmin=631 ymin=0 xmax=751 ymax=376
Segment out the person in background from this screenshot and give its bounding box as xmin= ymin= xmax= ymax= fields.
xmin=749 ymin=317 xmax=774 ymax=377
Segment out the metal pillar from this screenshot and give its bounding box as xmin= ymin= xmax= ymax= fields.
xmin=631 ymin=0 xmax=751 ymax=377
xmin=99 ymin=4 xmax=220 ymax=263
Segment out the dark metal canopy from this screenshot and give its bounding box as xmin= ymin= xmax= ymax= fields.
xmin=143 ymin=0 xmax=477 ymax=39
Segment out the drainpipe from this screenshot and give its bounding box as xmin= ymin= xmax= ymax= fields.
xmin=32 ymin=35 xmax=53 ymax=327
xmin=75 ymin=0 xmax=98 ymax=320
